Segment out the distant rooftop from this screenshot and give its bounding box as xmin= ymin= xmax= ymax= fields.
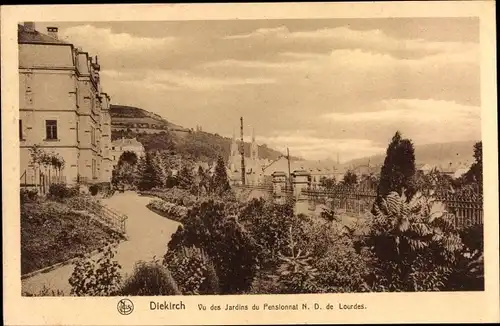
xmin=18 ymin=23 xmax=70 ymax=45
xmin=112 ymin=137 xmax=144 ymax=147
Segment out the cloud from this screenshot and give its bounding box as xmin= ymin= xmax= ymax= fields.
xmin=100 ymin=68 xmax=276 ymax=91
xmin=321 ymin=99 xmax=481 ymax=145
xmin=226 ymin=25 xmax=478 ymax=60
xmin=59 ymin=25 xmax=176 ymax=55
xmin=256 ymin=133 xmax=386 ymax=161
xmin=322 ymin=99 xmax=480 ymax=123
xmin=223 ymin=26 xmax=290 ymax=39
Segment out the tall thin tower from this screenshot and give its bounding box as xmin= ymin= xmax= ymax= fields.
xmin=240 ymin=117 xmax=246 ymax=185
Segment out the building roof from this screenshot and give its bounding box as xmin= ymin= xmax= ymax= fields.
xmin=18 ymin=24 xmax=70 ymax=45
xmin=112 ymin=137 xmax=144 ymax=148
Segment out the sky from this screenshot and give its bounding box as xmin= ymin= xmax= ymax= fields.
xmin=36 ymin=18 xmax=481 ymax=161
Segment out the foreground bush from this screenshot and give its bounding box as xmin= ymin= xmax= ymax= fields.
xmin=147 ymin=199 xmax=188 ymax=222
xmin=120 ymin=259 xmax=181 ymax=296
xmin=48 ymin=183 xmax=79 ymax=201
xmin=166 ymin=199 xmax=259 ymax=294
xmin=64 ymin=195 xmax=101 ymax=212
xmin=22 ymin=285 xmax=65 ymax=297
xmin=165 ymin=246 xmax=220 ymax=295
xmin=20 ymin=188 xmax=38 ymax=204
xmin=366 ymin=191 xmax=465 ymax=291
xmin=69 ymin=245 xmax=122 ymax=296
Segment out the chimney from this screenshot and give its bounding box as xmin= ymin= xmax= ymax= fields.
xmin=23 ymin=22 xmax=35 ymax=32
xmin=47 ymin=27 xmax=58 ymax=39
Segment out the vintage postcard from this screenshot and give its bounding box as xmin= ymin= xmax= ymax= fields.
xmin=2 ymin=1 xmax=499 ymax=325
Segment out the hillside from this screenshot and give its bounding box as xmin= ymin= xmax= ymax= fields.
xmin=110 ymin=105 xmax=189 ymax=132
xmin=109 ymin=105 xmax=295 ymax=163
xmin=343 ymin=140 xmax=479 ymax=168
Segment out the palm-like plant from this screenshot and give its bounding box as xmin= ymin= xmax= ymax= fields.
xmin=370 ymin=190 xmax=462 ymax=256
xmin=368 ymin=190 xmax=464 ymax=291
xmin=271 ymin=226 xmax=319 ymax=293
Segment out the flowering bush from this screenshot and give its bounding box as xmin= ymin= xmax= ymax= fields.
xmin=64 ymin=195 xmax=101 ymax=212
xmin=141 ymin=187 xmax=198 ymax=207
xmin=147 ymin=199 xmax=188 ymax=222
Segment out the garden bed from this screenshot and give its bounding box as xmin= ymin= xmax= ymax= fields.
xmin=146 ymin=199 xmax=188 ymax=223
xmin=21 ymin=200 xmax=125 ymax=275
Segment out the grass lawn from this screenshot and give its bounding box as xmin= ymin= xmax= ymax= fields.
xmin=21 ymin=199 xmax=124 ymax=275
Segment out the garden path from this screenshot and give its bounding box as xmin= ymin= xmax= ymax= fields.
xmin=21 ymin=191 xmax=180 ymax=296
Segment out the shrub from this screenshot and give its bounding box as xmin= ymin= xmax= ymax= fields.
xmin=23 ymin=285 xmax=65 ymax=297
xmin=69 ymin=245 xmax=122 ymax=296
xmin=240 ymin=198 xmax=303 ymax=268
xmin=166 ymin=199 xmax=259 ymax=294
xmin=64 ymin=195 xmax=100 ymax=212
xmin=366 ymin=191 xmax=464 ymax=291
xmin=165 ymin=246 xmax=220 ymax=295
xmin=48 ymin=183 xmax=78 ymax=201
xmin=89 ymin=184 xmax=99 ymax=196
xmin=147 ymin=199 xmax=188 ymax=222
xmin=20 ymin=188 xmax=38 ymax=203
xmin=120 ymin=259 xmax=181 ymax=296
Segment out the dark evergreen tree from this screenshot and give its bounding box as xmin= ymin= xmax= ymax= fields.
xmin=118 ymin=151 xmax=139 ymax=166
xmin=211 ymin=155 xmax=231 ymax=195
xmin=137 ymin=152 xmax=162 ymax=191
xmin=377 ymin=131 xmax=416 ymax=200
xmin=177 ymin=165 xmax=195 ymax=190
xmin=461 ymin=141 xmax=483 ymax=193
xmin=342 ymin=170 xmax=358 ymax=187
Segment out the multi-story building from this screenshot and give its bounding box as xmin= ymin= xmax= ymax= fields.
xmin=110 ymin=137 xmax=145 ymax=169
xmin=18 ymin=22 xmax=112 ymax=186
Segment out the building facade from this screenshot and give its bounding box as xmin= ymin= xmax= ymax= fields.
xmin=19 ymin=22 xmax=112 ymax=186
xmin=110 ymin=137 xmax=145 ymax=169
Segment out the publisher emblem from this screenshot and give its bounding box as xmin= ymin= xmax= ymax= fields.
xmin=117 ymin=298 xmax=134 ymax=315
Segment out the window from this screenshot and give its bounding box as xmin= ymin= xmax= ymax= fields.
xmin=19 ymin=120 xmax=23 ymax=140
xmin=91 ymin=126 xmax=96 ymax=145
xmin=45 ymin=120 xmax=57 ymax=140
xmin=92 ymin=159 xmax=97 ymax=179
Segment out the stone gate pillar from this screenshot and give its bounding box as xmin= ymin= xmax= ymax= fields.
xmin=292 ymin=170 xmax=311 ymax=215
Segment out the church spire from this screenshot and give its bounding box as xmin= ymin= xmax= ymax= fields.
xmin=250 ymin=127 xmax=258 ymax=161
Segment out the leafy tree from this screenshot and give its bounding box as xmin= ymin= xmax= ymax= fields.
xmin=137 ymin=152 xmax=163 ymax=191
xmin=111 ymin=162 xmax=138 ymax=189
xmin=342 ymin=170 xmax=358 ymax=187
xmin=319 ymin=176 xmax=336 ymax=190
xmin=118 ymin=151 xmax=138 ymax=166
xmin=377 ymin=131 xmax=416 ymax=200
xmin=210 ymin=155 xmax=231 ymax=195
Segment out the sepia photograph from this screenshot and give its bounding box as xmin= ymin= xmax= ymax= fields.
xmin=18 ymin=16 xmax=486 ymax=297
xmin=2 ymin=2 xmax=499 ymax=325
